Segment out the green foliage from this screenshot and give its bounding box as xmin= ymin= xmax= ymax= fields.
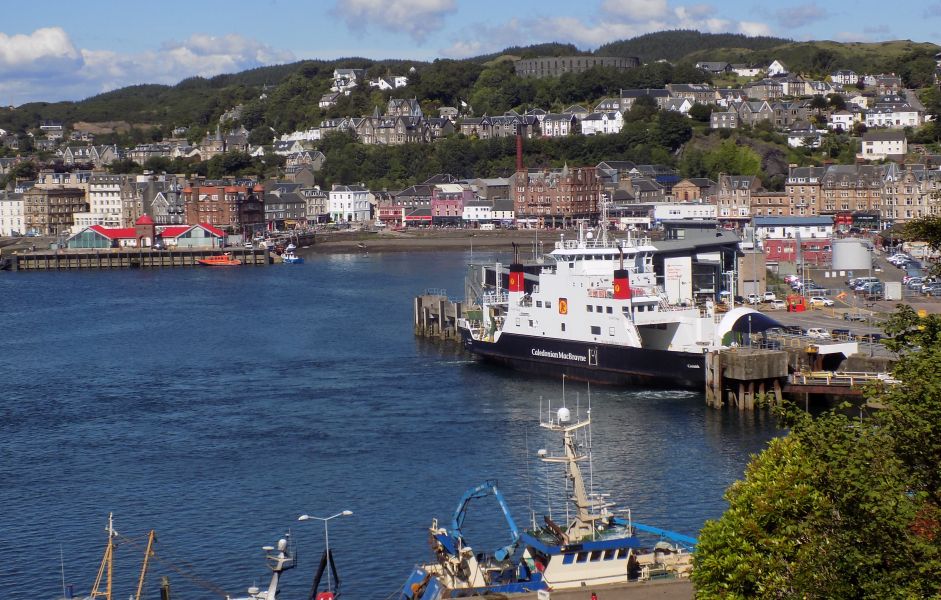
xmin=688 ymin=103 xmax=713 ymax=123
xmin=596 ymin=30 xmax=790 ymax=63
xmin=0 ymin=160 xmax=38 ymax=188
xmin=694 ymin=311 xmax=941 ymax=597
xmin=107 ymin=158 xmax=142 ymax=175
xmin=703 ymin=139 xmax=762 ymax=177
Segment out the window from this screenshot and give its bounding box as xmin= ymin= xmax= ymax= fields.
xmin=587 ymin=305 xmax=593 ymax=312
xmin=617 ymin=548 xmax=629 ymax=559
xmin=590 ymin=551 xmax=603 ymax=561
xmin=562 ymin=554 xmax=575 ymax=565
xmin=536 ymin=300 xmax=542 ymax=308
xmin=606 ymin=306 xmax=613 ymax=314
xmin=561 ymin=323 xmax=566 ymax=332
xmin=591 ymin=326 xmax=601 ymax=335
xmin=576 ymin=552 xmax=589 ymax=563
xmin=596 ymin=305 xmax=602 ymax=312
xmin=603 ymin=549 xmax=616 ymax=560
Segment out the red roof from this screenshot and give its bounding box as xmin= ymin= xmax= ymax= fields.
xmin=157 ymin=223 xmax=225 ymax=239
xmin=198 ymin=223 xmax=225 ymax=237
xmin=158 ymin=226 xmax=190 ymax=238
xmin=135 ymin=215 xmax=154 ymax=225
xmin=89 ymin=225 xmax=138 ymax=240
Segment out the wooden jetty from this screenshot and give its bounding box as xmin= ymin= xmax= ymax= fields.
xmin=9 ymin=247 xmax=269 ymax=271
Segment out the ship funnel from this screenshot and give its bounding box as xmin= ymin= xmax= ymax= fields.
xmin=508 ymin=246 xmax=525 ymax=296
xmin=557 ymin=407 xmax=571 ymax=424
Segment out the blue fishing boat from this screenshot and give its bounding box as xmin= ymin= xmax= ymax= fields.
xmin=282 ymin=244 xmax=304 ymax=264
xmin=399 ymin=398 xmax=697 ymax=599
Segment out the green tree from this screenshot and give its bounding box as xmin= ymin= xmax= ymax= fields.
xmin=653 ymin=110 xmax=693 ymax=151
xmin=703 ymin=139 xmax=761 ymax=177
xmin=694 ymin=309 xmax=941 ymax=597
xmin=688 ymin=103 xmax=713 ymax=123
xmin=108 ymin=158 xmax=142 ymax=175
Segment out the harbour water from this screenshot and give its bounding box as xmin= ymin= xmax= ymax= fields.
xmin=0 ymin=250 xmax=780 ymax=599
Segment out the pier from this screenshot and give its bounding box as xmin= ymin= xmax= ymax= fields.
xmin=8 ymin=247 xmax=270 ymax=270
xmin=414 ymin=290 xmax=463 ymax=340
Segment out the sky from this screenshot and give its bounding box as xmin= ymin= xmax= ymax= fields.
xmin=1 ymin=0 xmax=939 ymax=106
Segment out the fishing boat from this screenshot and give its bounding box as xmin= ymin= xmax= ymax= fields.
xmin=458 ymin=223 xmax=776 ymax=389
xmin=281 ymin=250 xmax=304 ymax=264
xmin=197 ymin=252 xmax=242 ymax=266
xmin=399 ymin=398 xmax=697 ymax=599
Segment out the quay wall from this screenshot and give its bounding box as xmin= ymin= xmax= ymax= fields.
xmin=10 ymin=247 xmax=270 ymax=271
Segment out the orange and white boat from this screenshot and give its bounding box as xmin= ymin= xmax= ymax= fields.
xmin=197 ymin=252 xmax=242 ymax=266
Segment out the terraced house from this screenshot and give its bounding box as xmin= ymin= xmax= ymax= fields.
xmin=512 ymin=166 xmax=602 ymax=228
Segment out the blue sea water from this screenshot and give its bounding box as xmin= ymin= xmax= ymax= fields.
xmin=0 ymin=250 xmax=780 ymax=599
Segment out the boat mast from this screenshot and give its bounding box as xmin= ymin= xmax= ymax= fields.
xmin=540 ymin=410 xmax=598 ymax=541
xmin=90 ymin=513 xmax=117 ymax=600
xmin=135 ymin=530 xmax=156 ymax=600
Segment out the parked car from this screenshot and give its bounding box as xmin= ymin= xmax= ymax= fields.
xmin=923 ymin=283 xmax=941 ymax=295
xmin=804 ymin=283 xmax=826 ymax=292
xmin=806 ymin=327 xmax=831 ymax=339
xmin=844 ymin=312 xmax=867 ymax=321
xmin=763 ymin=291 xmax=777 ymax=302
xmin=808 ymin=296 xmax=834 ymax=307
xmin=746 ymin=293 xmax=761 ymax=304
xmin=769 ymin=299 xmax=787 ymax=310
xmin=784 ymin=325 xmax=803 ymax=335
xmin=831 ymin=328 xmax=852 ymax=338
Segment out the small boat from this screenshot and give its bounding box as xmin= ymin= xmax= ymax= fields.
xmin=400 ymin=394 xmax=696 ymax=599
xmin=197 ymin=252 xmax=242 ymax=266
xmin=282 ymin=250 xmax=304 ymax=264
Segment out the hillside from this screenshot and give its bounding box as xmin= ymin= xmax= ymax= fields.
xmin=597 ymin=30 xmax=792 ymax=62
xmin=1 ymin=30 xmax=939 ymax=145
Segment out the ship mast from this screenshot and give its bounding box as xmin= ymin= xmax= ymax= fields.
xmin=90 ymin=513 xmax=117 ymax=600
xmin=540 ymin=408 xmax=601 ymax=541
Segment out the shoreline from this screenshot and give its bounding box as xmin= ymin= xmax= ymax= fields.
xmin=302 ymin=230 xmax=549 ymax=254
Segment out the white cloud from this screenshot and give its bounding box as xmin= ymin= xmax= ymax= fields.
xmin=0 ymin=27 xmax=81 ymax=75
xmin=0 ymin=28 xmax=295 ymax=106
xmin=441 ymin=5 xmax=773 ymax=57
xmin=333 ymin=0 xmax=457 ymax=42
xmin=600 ymin=0 xmax=669 ymax=21
xmin=738 ymin=21 xmax=773 ymax=36
xmin=774 ymin=3 xmax=828 ymax=29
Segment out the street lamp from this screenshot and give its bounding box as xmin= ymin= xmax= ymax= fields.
xmin=298 ymin=510 xmax=353 ymax=594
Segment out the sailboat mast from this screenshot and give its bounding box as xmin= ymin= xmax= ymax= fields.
xmin=135 ymin=530 xmax=156 ymax=600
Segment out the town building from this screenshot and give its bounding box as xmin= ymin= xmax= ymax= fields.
xmin=23 ymin=187 xmax=89 ymax=235
xmin=512 ymin=166 xmax=602 ymax=228
xmin=182 ymin=183 xmax=266 ymax=235
xmin=514 ymin=56 xmax=639 ymax=78
xmin=859 ymin=131 xmax=907 ymax=161
xmin=328 ymin=184 xmax=370 ymax=223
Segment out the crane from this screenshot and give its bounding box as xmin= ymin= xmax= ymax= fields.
xmin=449 ymin=480 xmax=520 ymax=561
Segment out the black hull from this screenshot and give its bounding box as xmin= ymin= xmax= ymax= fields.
xmin=460 ymin=328 xmax=706 ymax=389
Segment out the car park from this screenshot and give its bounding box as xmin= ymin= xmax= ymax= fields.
xmin=808 ymin=296 xmax=834 ymax=307
xmin=806 ymin=327 xmax=831 ymax=339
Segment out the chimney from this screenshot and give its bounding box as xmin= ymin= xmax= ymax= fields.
xmin=516 ymin=128 xmax=524 ymax=173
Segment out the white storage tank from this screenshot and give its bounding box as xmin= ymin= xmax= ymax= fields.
xmin=832 ymin=238 xmax=872 ymax=271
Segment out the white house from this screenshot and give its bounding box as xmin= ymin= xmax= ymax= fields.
xmin=830 ymin=70 xmax=858 ymax=85
xmin=579 ymin=111 xmax=624 ymax=135
xmin=72 ymin=173 xmax=124 ymax=233
xmin=541 ymin=113 xmax=578 ymax=137
xmin=282 ymin=128 xmax=322 ymax=143
xmin=753 ymin=216 xmax=834 ymax=241
xmin=331 ymin=68 xmax=365 ymax=95
xmin=369 ymin=76 xmax=408 ymax=90
xmin=858 ymin=131 xmax=907 ymax=161
xmin=328 ymin=184 xmax=370 ymax=223
xmin=492 ymin=199 xmax=515 ymax=222
xmin=767 ymin=60 xmax=788 ymax=76
xmin=653 ymin=202 xmax=716 ymax=222
xmin=865 ymin=105 xmax=923 ymax=129
xmin=462 ymin=199 xmax=493 ymax=223
xmin=663 ymin=98 xmax=693 ymax=115
xmin=732 ymin=64 xmax=761 ymax=77
xmin=0 ymin=193 xmax=24 ymax=236
xmin=787 ymin=124 xmax=823 ymax=148
xmin=828 ymin=110 xmax=856 ymax=131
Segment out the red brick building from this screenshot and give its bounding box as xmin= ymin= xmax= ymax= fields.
xmin=183 ymin=183 xmax=265 ymax=235
xmin=512 ymin=166 xmax=602 ymax=227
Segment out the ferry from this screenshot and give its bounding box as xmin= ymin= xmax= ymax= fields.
xmin=197 ymin=252 xmax=242 ymax=266
xmin=459 ymin=224 xmax=774 ymax=388
xmin=399 ymin=400 xmax=697 ymax=599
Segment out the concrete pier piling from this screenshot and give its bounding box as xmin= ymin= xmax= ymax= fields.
xmin=9 ymin=247 xmax=269 ymax=270
xmin=414 ymin=292 xmax=462 ymax=340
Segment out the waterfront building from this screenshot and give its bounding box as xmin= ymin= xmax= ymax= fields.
xmin=716 ymin=174 xmax=762 ymax=229
xmin=183 ymin=183 xmax=266 ymax=235
xmin=0 ymin=192 xmax=24 ymax=236
xmin=462 ymin=199 xmax=493 ymax=225
xmin=753 ymin=215 xmax=834 ymax=242
xmin=23 ymin=187 xmax=88 ymax=235
xmin=300 ymin=186 xmax=329 ymax=224
xmin=672 ymin=178 xmax=717 ymax=202
xmin=819 ymin=164 xmax=884 ymax=215
xmin=431 ymin=183 xmax=472 ymax=226
xmin=264 ymin=185 xmax=308 ymax=230
xmin=512 ymin=165 xmax=602 ymax=228
xmin=328 ymin=184 xmax=370 ymax=223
